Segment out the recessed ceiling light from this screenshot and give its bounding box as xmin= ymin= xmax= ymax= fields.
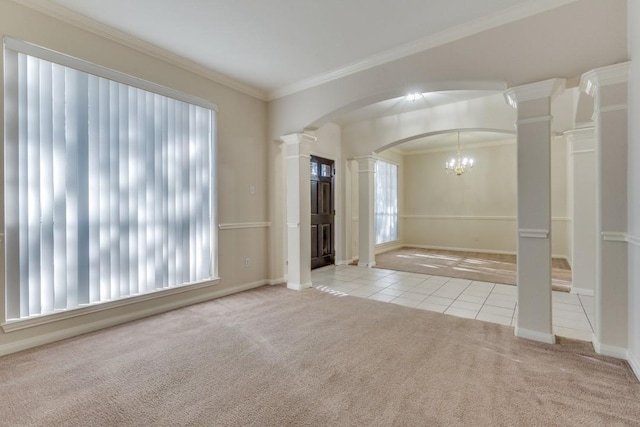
xmin=405 ymin=93 xmax=422 ymax=101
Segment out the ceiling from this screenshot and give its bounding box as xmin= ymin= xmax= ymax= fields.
xmin=40 ymin=0 xmax=575 ymax=99
xmin=389 ymin=131 xmax=515 ymax=154
xmin=334 ymin=90 xmax=496 ymax=126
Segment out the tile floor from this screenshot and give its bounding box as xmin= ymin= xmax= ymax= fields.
xmin=311 ymin=265 xmax=595 ymax=342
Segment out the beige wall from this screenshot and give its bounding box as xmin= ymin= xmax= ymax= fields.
xmin=0 ymin=1 xmax=269 ymax=354
xmin=400 ymin=137 xmax=569 ymax=257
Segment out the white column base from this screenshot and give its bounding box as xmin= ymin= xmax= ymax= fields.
xmin=592 ymin=333 xmax=628 ymax=359
xmin=570 ymin=287 xmax=595 ymax=296
xmin=287 ymin=282 xmax=312 ymax=291
xmin=515 ymin=327 xmax=556 ymax=344
xmin=357 ymin=261 xmax=376 ymax=268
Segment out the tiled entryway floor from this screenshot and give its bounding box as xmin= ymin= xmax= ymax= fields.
xmin=311 ymin=265 xmax=595 ymax=342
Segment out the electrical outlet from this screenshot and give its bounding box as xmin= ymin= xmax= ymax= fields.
xmin=249 ymin=185 xmax=255 ymax=195
xmin=244 ymin=257 xmax=251 ymax=268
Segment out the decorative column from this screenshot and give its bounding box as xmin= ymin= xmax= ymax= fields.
xmin=355 ymin=156 xmax=376 ymax=267
xmin=505 ymin=78 xmax=566 ymax=344
xmin=581 ymin=62 xmax=630 ymax=357
xmin=565 ymin=127 xmax=596 ymax=296
xmin=281 ymin=132 xmax=316 ymax=290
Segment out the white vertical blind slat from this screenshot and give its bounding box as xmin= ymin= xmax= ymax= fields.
xmin=88 ymin=75 xmax=101 ymax=303
xmin=5 ymin=49 xmax=214 ymax=320
xmin=39 ymin=60 xmax=55 ymax=314
xmin=52 ymin=63 xmax=67 ymax=310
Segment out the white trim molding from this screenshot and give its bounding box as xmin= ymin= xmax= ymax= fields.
xmin=518 ymin=229 xmax=549 ymax=238
xmin=218 ymin=222 xmax=272 ymax=230
xmin=505 ymin=78 xmax=566 ymax=108
xmin=2 ymin=278 xmax=221 ymax=333
xmin=581 ymin=62 xmax=631 ymax=96
xmin=515 ymin=327 xmax=556 ymax=344
xmin=287 ymin=282 xmax=312 ymax=291
xmin=516 ymin=115 xmax=554 ymax=126
xmin=570 ymin=287 xmax=595 ymax=297
xmin=592 ymin=334 xmax=628 ymax=360
xmin=0 ymin=278 xmax=268 ymax=356
xmin=602 ymin=232 xmax=629 ymax=242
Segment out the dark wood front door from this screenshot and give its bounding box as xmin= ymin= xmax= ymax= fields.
xmin=310 ymin=156 xmax=335 ymax=269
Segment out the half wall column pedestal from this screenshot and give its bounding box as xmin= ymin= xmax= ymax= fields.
xmin=505 ymin=78 xmax=566 ymax=344
xmin=281 ymin=132 xmax=317 ymax=290
xmin=581 ymin=62 xmax=630 ymax=358
xmin=355 ymin=156 xmax=376 ymax=267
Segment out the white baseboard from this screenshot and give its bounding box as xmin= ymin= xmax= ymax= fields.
xmin=268 ymin=277 xmax=286 ymax=285
xmin=570 ymin=287 xmax=595 ymax=296
xmin=335 ymin=260 xmax=353 ymax=266
xmin=591 ymin=334 xmax=628 ymax=359
xmin=628 ymin=350 xmax=640 ymax=383
xmin=515 ymin=327 xmax=556 ymax=344
xmin=287 ymin=282 xmax=312 ymax=290
xmin=0 ymin=279 xmax=268 ymax=357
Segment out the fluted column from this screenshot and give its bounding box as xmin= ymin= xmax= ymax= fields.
xmin=581 ymin=62 xmax=630 ymax=357
xmin=355 ymin=156 xmax=376 ymax=267
xmin=281 ymin=132 xmax=316 ymax=290
xmin=505 ymin=78 xmax=566 ymax=344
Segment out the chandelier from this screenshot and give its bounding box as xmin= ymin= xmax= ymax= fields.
xmin=445 ymin=132 xmax=474 ymax=176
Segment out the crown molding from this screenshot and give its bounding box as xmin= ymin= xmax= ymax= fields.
xmin=10 ymin=0 xmax=269 ymax=101
xmin=505 ymin=79 xmax=566 ymax=108
xmin=268 ymin=0 xmax=579 ymax=100
xmin=580 ymin=62 xmax=631 ymax=97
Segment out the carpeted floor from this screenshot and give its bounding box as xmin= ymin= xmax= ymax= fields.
xmin=2 ymin=284 xmax=639 ymax=426
xmin=374 ymin=247 xmax=573 ymax=292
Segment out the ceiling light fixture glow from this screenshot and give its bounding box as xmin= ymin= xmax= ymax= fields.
xmin=405 ymin=93 xmax=422 ymax=101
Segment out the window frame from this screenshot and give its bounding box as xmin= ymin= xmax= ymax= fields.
xmin=2 ymin=37 xmax=219 ymax=330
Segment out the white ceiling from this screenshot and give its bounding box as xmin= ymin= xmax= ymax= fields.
xmin=333 ymin=90 xmax=496 ymax=126
xmin=391 ymin=131 xmax=515 ymax=154
xmin=41 ymin=0 xmax=574 ymax=99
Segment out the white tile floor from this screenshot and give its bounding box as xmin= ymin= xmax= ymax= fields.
xmin=311 ymin=265 xmax=595 ymax=342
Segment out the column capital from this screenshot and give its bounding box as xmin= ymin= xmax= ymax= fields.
xmin=279 ymin=132 xmax=317 ymax=146
xmin=354 ymin=155 xmax=377 ymax=170
xmin=504 ymin=78 xmax=566 ymax=109
xmin=282 ymin=132 xmax=316 ymax=157
xmin=580 ymin=62 xmax=630 ymax=97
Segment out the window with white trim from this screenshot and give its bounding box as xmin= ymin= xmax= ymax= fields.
xmin=3 ymin=39 xmax=217 ymax=320
xmin=375 ymin=160 xmax=398 ymax=244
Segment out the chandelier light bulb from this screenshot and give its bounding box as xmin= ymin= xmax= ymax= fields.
xmin=444 ymin=132 xmax=475 ymax=176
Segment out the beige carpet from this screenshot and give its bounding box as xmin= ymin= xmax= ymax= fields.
xmin=2 ymin=285 xmax=639 ymax=426
xmin=374 ymin=247 xmax=573 ymax=292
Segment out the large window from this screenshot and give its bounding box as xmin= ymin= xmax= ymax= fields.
xmin=375 ymin=160 xmax=398 ymax=244
xmin=4 ymin=39 xmax=217 ymax=320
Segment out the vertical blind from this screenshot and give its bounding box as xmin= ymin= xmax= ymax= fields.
xmin=375 ymin=160 xmax=398 ymax=244
xmin=4 ymin=41 xmax=216 ymax=320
